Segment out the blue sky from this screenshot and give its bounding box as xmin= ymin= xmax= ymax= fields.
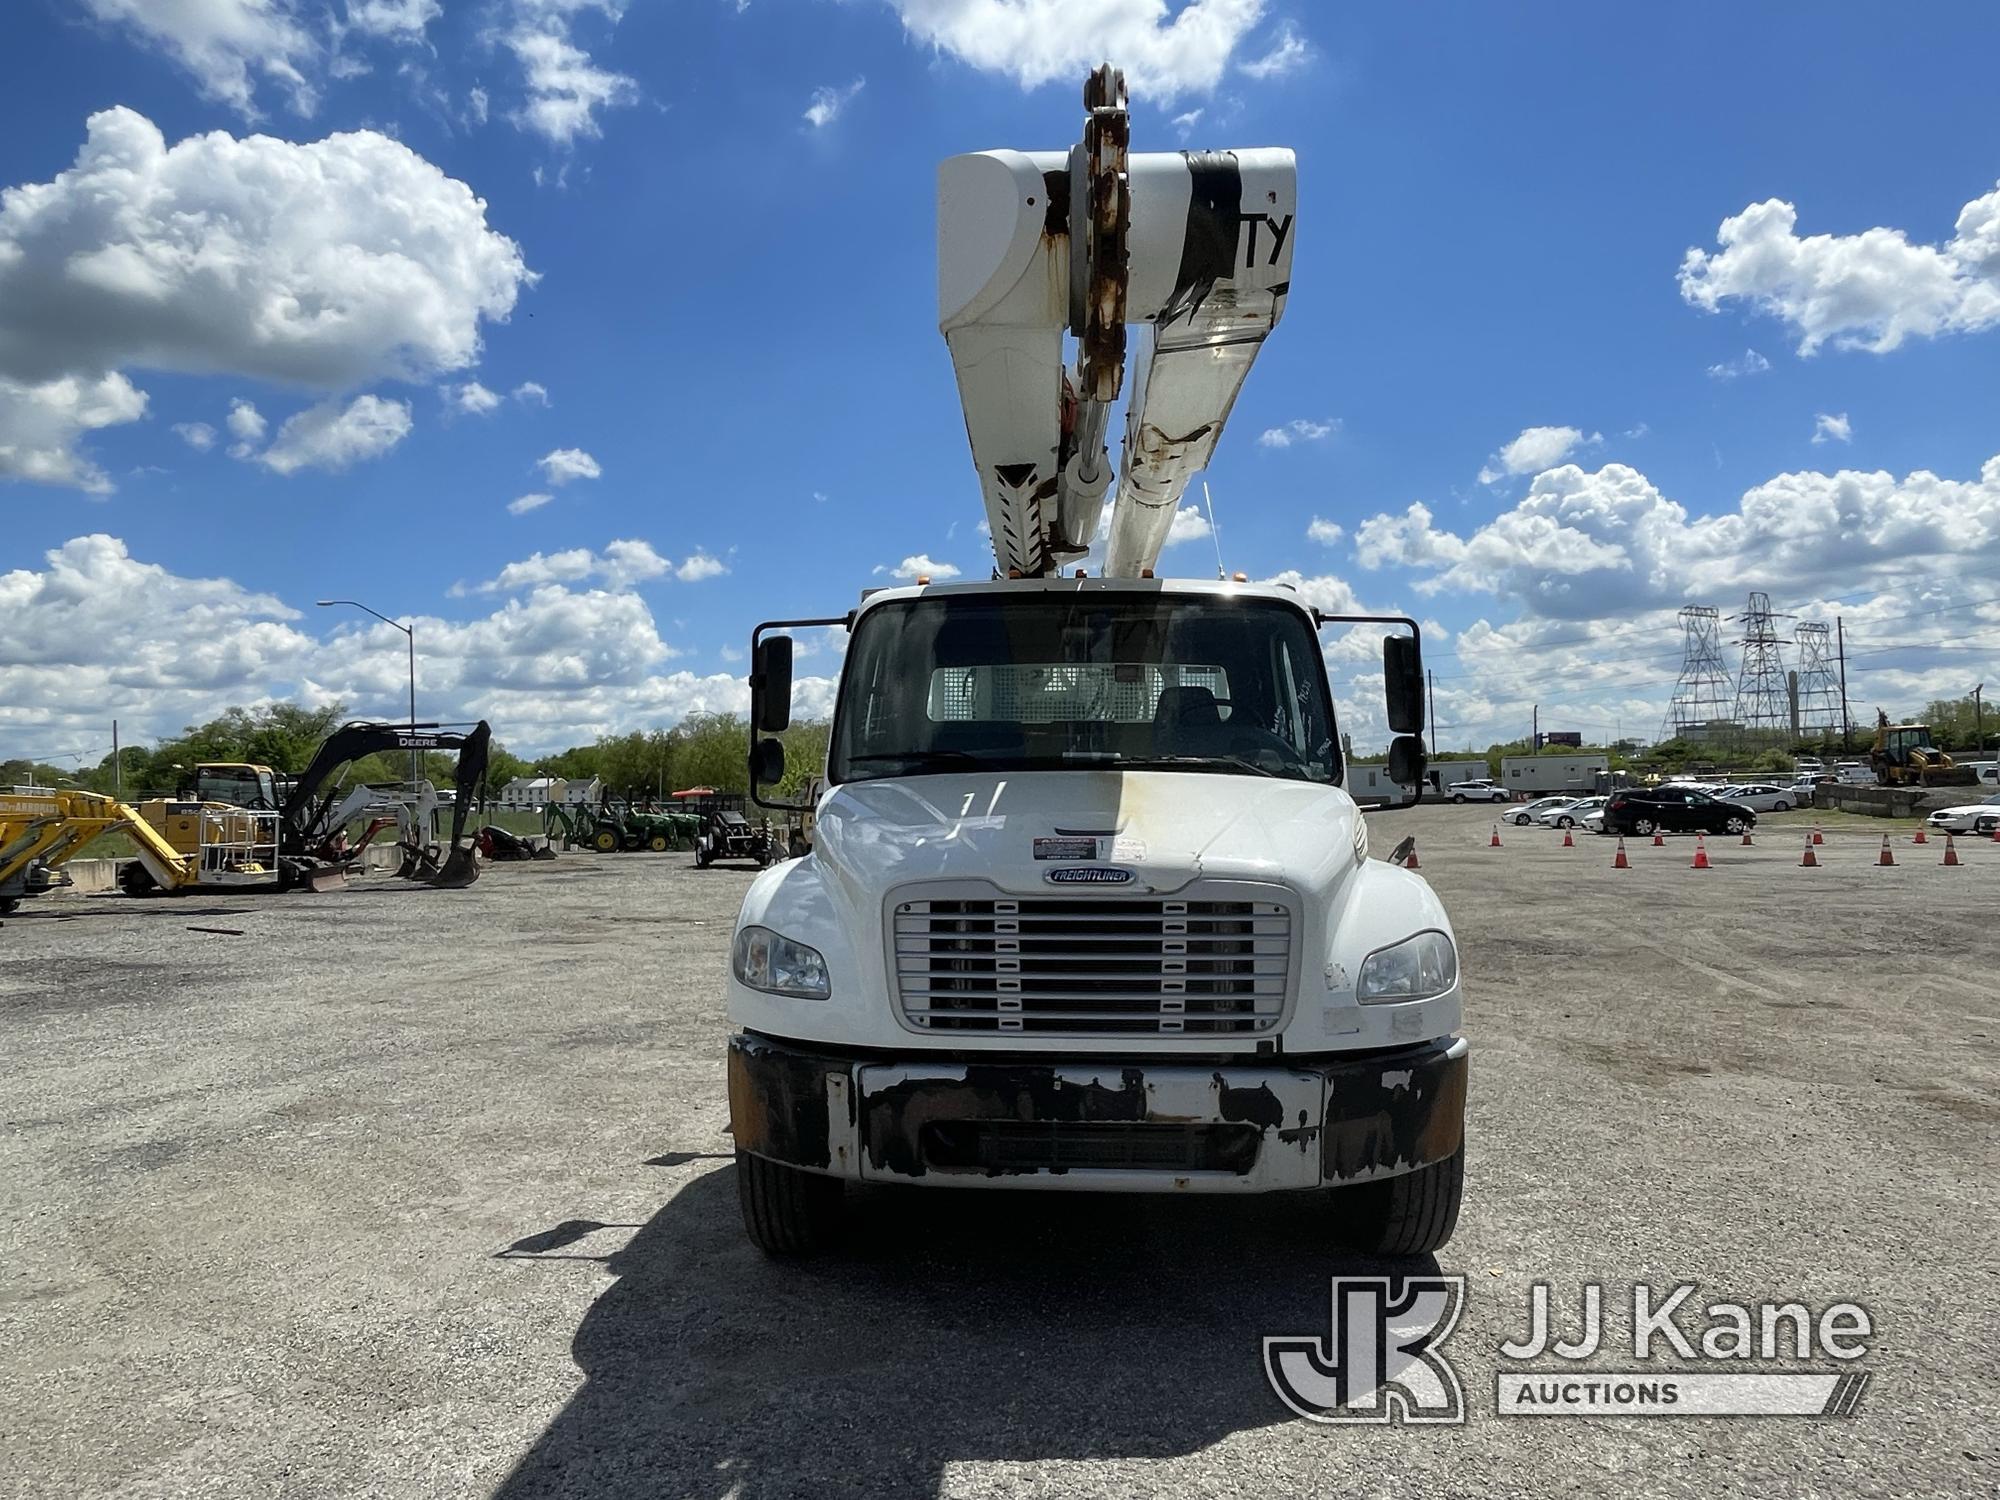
xmin=4 ymin=0 xmax=2000 ymax=760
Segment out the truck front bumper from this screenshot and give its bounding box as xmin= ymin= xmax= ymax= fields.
xmin=727 ymin=1032 xmax=1467 ymax=1193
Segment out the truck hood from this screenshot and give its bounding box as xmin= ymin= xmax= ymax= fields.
xmin=812 ymin=770 xmax=1362 ymax=898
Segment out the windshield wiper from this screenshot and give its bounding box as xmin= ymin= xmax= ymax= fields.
xmin=1070 ymin=753 xmax=1286 ymax=779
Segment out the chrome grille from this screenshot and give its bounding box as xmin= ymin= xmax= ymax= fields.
xmin=892 ymin=885 xmax=1292 ymax=1036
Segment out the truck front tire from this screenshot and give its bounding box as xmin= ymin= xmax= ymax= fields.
xmin=1340 ymin=1147 xmax=1464 ymax=1257
xmin=735 ymin=1149 xmax=844 ymax=1255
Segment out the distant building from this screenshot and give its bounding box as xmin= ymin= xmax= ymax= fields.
xmin=1540 ymin=731 xmax=1583 ymax=748
xmin=500 ymin=775 xmax=563 ymax=807
xmin=1500 ymin=753 xmax=1610 ymax=795
xmin=562 ymin=777 xmax=603 ymax=806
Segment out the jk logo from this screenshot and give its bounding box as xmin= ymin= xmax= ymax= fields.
xmin=1263 ymin=1276 xmax=1467 ymax=1424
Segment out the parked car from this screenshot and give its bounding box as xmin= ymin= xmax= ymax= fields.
xmin=1924 ymin=793 xmax=2000 ymax=836
xmin=1540 ymin=795 xmax=1607 ymax=828
xmin=1507 ymin=795 xmax=1579 ymax=826
xmin=1582 ymin=806 xmax=1609 ymax=835
xmin=1601 ymin=787 xmax=1758 ymax=837
xmin=1705 ymin=783 xmax=1799 ymax=813
xmin=1446 ymin=779 xmax=1510 ymax=803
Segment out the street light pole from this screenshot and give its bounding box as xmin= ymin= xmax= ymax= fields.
xmin=317 ymin=598 xmax=420 ymax=785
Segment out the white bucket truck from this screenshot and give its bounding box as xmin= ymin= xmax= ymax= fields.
xmin=725 ymin=71 xmax=1466 ymax=1257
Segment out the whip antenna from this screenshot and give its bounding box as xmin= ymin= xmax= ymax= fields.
xmin=1203 ymin=482 xmax=1225 ymax=580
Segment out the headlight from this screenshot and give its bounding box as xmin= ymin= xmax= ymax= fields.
xmin=1356 ymin=930 xmax=1457 ymax=1004
xmin=732 ymin=925 xmax=830 ymax=999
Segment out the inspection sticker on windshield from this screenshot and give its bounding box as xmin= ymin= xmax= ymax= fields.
xmin=1034 ymin=837 xmax=1097 ymax=861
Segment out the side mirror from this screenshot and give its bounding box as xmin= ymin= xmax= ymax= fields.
xmin=1387 ymin=735 xmax=1427 ymax=787
xmin=751 ymin=635 xmax=793 ymax=734
xmin=1384 ymin=634 xmax=1424 ymax=736
xmin=751 ymin=737 xmax=786 ymax=788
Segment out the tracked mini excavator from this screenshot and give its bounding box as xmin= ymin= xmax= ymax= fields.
xmin=1 ymin=721 xmax=492 ymax=914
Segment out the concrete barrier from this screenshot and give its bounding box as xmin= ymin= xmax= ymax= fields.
xmin=1816 ymin=784 xmax=1972 ymax=818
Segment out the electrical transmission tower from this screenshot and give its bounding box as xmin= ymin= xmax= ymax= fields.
xmin=1793 ymin=622 xmax=1842 ymax=737
xmin=1661 ymin=604 xmax=1734 ymax=741
xmin=1731 ymin=591 xmax=1793 ymax=741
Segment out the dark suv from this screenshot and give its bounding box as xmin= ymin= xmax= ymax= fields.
xmin=1602 ymin=787 xmax=1758 ymax=837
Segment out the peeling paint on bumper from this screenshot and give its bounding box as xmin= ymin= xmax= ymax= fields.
xmin=726 ymin=1031 xmax=1466 ymax=1193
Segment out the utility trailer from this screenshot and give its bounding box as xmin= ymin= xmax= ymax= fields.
xmin=720 ymin=72 xmax=1465 ymax=1260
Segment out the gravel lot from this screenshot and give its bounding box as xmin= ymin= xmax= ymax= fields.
xmin=2 ymin=803 xmax=1993 ymax=1498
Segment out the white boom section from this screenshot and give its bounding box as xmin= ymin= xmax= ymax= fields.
xmin=938 ymin=71 xmax=1295 ymax=579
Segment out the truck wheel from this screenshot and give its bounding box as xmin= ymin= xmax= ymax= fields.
xmin=735 ymin=1149 xmax=843 ymax=1255
xmin=1341 ymin=1148 xmax=1464 ymax=1257
xmin=648 ymin=834 xmax=669 ymax=852
xmin=592 ymin=830 xmax=618 ymax=853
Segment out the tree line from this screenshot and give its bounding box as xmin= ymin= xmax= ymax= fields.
xmin=5 ymin=702 xmax=829 ymax=804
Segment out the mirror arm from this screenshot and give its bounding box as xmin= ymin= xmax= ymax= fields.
xmin=747 ymin=613 xmax=852 ymax=815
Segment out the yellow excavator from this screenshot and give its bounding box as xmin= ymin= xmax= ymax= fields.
xmin=129 ymin=762 xmax=283 ymax=864
xmin=1870 ymin=710 xmax=1976 ymax=787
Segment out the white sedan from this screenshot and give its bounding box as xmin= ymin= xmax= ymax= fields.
xmin=1708 ymin=783 xmax=1801 ymax=813
xmin=1446 ymin=779 xmax=1509 ymax=803
xmin=1508 ymin=795 xmax=1580 ymax=826
xmin=1925 ymin=793 xmax=2000 ymax=836
xmin=1541 ymin=795 xmax=1607 ymax=828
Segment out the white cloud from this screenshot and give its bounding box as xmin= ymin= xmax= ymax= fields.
xmin=468 ymin=86 xmax=491 ymax=125
xmin=1164 ymin=506 xmax=1212 ymax=546
xmin=537 ymin=446 xmax=601 ymax=484
xmin=1306 ymin=516 xmax=1344 ymax=546
xmin=1171 ymin=108 xmax=1203 ymax=140
xmin=173 ymin=420 xmax=217 ymax=451
xmin=470 ymin=538 xmax=669 ymax=594
xmin=1624 ymin=422 xmax=1650 ymax=439
xmin=880 ymin=0 xmax=1269 ymax=100
xmin=1705 ymin=348 xmax=1770 ymax=381
xmin=875 ymin=554 xmax=962 ymax=581
xmin=0 ymin=532 xmax=837 ymax=757
xmin=225 ymin=399 xmax=267 ymax=459
xmin=444 ymin=380 xmax=502 ymax=416
xmin=804 ymin=78 xmax=866 ymax=129
xmin=675 ymin=551 xmax=728 ymax=581
xmin=1238 ymin=20 xmax=1309 ymax=79
xmin=343 ymin=0 xmax=440 ymax=42
xmin=0 ymin=373 xmax=147 ymax=495
xmin=1679 ymin=183 xmax=2000 ymax=354
xmin=254 ymin=394 xmax=412 ymax=475
xmin=81 ymin=0 xmax=319 ymax=118
xmin=1478 ymin=424 xmax=1600 ymax=484
xmin=1257 ymin=416 xmax=1339 ymax=448
xmin=507 ymin=491 xmax=554 ymax=515
xmin=0 ymin=108 xmax=528 ymax=485
xmin=1354 ymin=451 xmax=2000 ymax=627
xmin=512 ymin=380 xmax=550 ymax=405
xmin=1812 ymin=412 xmax=1852 ymax=445
xmin=504 ymin=3 xmax=639 ymax=146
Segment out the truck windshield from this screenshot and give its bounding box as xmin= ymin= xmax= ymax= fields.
xmin=828 ymin=592 xmax=1340 ymax=784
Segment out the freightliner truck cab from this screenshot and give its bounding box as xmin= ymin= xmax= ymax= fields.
xmin=723 ymin=69 xmax=1465 ymax=1255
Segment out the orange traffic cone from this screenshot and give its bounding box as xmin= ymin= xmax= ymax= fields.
xmin=1812 ymin=825 xmax=1825 ymax=845
xmin=1691 ymin=835 xmax=1711 ymax=870
xmin=1406 ymin=840 xmax=1421 ymax=870
xmin=1490 ymin=824 xmax=1502 ymax=848
xmin=1562 ymin=827 xmax=1575 ymax=848
xmin=1740 ymin=829 xmax=1754 ymax=846
xmin=1912 ymin=826 xmax=1928 ymax=845
xmin=1651 ymin=829 xmax=1665 ymax=847
xmin=1990 ymin=824 xmax=1999 ymax=843
xmin=1877 ymin=835 xmax=1895 ymax=867
xmin=1613 ymin=837 xmax=1629 ymax=869
xmin=1801 ymin=834 xmax=1818 ymax=867
xmin=1943 ymin=834 xmax=1960 ymax=867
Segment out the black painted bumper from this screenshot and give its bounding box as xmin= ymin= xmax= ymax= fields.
xmin=727 ymin=1031 xmax=1467 ymax=1191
